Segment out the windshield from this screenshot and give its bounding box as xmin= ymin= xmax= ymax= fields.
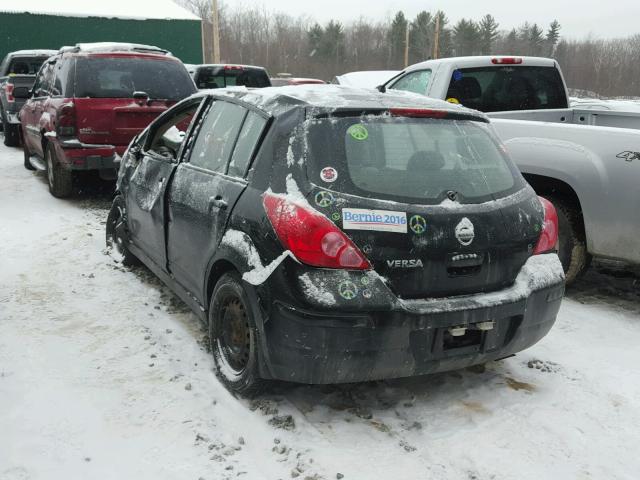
xmin=195 ymin=67 xmax=271 ymax=89
xmin=446 ymin=66 xmax=568 ymax=112
xmin=303 ymin=115 xmax=523 ymax=204
xmin=8 ymin=56 xmax=50 ymax=75
xmin=75 ymin=56 xmax=195 ymax=100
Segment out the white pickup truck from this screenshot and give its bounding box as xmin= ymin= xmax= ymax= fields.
xmin=380 ymin=56 xmax=640 ymax=283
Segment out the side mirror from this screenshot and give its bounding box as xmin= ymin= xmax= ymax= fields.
xmin=13 ymin=86 xmax=31 ymax=99
xmin=376 ymin=84 xmax=386 ymax=93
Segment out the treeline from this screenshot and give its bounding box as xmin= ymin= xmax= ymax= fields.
xmin=179 ymin=1 xmax=640 ymax=97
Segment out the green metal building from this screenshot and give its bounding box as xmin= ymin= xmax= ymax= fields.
xmin=0 ymin=1 xmax=203 ymax=64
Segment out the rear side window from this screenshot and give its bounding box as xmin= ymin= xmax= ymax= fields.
xmin=390 ymin=70 xmax=432 ymax=95
xmin=446 ymin=66 xmax=568 ymax=112
xmin=74 ymin=56 xmax=195 ymax=100
xmin=303 ymin=115 xmax=522 ymax=204
xmin=190 ymin=101 xmax=246 ymax=173
xmin=7 ymin=56 xmax=50 ymax=75
xmin=195 ymin=67 xmax=271 ymax=89
xmin=228 ymin=112 xmax=267 ymax=177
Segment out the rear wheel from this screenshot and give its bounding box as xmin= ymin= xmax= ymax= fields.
xmin=45 ymin=143 xmax=73 ymax=198
xmin=210 ymin=272 xmax=267 ymax=397
xmin=2 ymin=112 xmax=20 ymax=147
xmin=105 ymin=195 xmax=139 ymax=266
xmin=23 ymin=140 xmax=35 ymax=170
xmin=546 ymin=195 xmax=591 ymax=284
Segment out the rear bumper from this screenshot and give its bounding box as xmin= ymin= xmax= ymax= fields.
xmin=56 ymin=139 xmax=124 ymax=171
xmin=260 ymin=254 xmax=565 ymax=384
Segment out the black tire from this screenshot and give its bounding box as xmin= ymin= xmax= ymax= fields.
xmin=105 ymin=195 xmax=139 ymax=267
xmin=23 ymin=140 xmax=35 ymax=170
xmin=2 ymin=112 xmax=21 ymax=147
xmin=546 ymin=195 xmax=591 ymax=284
xmin=209 ymin=272 xmax=267 ymax=397
xmin=45 ymin=143 xmax=73 ymax=198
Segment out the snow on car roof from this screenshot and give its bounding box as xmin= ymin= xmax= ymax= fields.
xmin=5 ymin=49 xmax=58 ymax=57
xmin=211 ymin=84 xmax=488 ymax=120
xmin=0 ymin=0 xmax=199 ymax=21
xmin=334 ymin=70 xmax=401 ymax=89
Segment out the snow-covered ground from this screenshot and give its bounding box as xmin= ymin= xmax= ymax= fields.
xmin=1 ymin=138 xmax=639 ymax=480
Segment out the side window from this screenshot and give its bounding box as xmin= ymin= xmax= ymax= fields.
xmin=228 ymin=112 xmax=267 ymax=178
xmin=147 ymin=100 xmax=202 ymax=160
xmin=189 ymin=101 xmax=246 ymax=173
xmin=51 ymin=59 xmax=72 ymax=97
xmin=32 ymin=65 xmax=49 ymax=97
xmin=390 ymin=70 xmax=431 ymax=95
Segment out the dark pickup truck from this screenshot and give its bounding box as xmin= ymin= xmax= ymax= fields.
xmin=0 ymin=50 xmax=56 ymax=146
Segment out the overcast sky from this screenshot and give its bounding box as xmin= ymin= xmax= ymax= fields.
xmin=223 ymin=0 xmax=639 ymax=39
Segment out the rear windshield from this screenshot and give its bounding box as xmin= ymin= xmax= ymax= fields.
xmin=75 ymin=57 xmax=195 ymax=100
xmin=8 ymin=57 xmax=50 ymax=75
xmin=195 ymin=67 xmax=271 ymax=89
xmin=446 ymin=66 xmax=568 ymax=112
xmin=303 ymin=115 xmax=523 ymax=204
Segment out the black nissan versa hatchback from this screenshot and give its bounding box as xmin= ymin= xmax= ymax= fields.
xmin=107 ymin=85 xmax=565 ymax=396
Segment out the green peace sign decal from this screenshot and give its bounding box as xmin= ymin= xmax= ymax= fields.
xmin=347 ymin=124 xmax=369 ymax=141
xmin=409 ymin=215 xmax=427 ymax=235
xmin=314 ymin=191 xmax=335 ymax=208
xmin=338 ymin=280 xmax=358 ymax=300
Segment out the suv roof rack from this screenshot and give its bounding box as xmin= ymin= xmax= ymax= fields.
xmin=59 ymin=42 xmax=172 ymax=56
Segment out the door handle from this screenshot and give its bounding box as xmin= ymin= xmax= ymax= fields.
xmin=209 ymin=195 xmax=228 ymax=210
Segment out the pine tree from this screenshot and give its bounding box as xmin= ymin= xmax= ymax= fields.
xmin=528 ymin=23 xmax=545 ymax=55
xmin=545 ymin=20 xmax=561 ymax=55
xmin=319 ymin=20 xmax=345 ymax=67
xmin=433 ymin=10 xmax=451 ymax=58
xmin=452 ymin=19 xmax=479 ymax=56
xmin=409 ymin=11 xmax=433 ymax=63
xmin=307 ymin=23 xmax=323 ymax=58
xmin=478 ymin=14 xmax=499 ymax=54
xmin=388 ymin=11 xmax=408 ymax=68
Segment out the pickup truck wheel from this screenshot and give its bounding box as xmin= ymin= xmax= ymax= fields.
xmin=23 ymin=141 xmax=35 ymax=170
xmin=210 ymin=272 xmax=267 ymax=398
xmin=105 ymin=195 xmax=139 ymax=266
xmin=548 ymin=196 xmax=591 ymax=284
xmin=2 ymin=116 xmax=20 ymax=147
xmin=45 ymin=143 xmax=73 ymax=198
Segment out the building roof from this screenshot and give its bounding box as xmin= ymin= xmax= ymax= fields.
xmin=0 ymin=0 xmax=200 ymax=21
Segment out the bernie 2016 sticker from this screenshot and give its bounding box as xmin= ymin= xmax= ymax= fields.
xmin=342 ymin=208 xmax=407 ymax=233
xmin=320 ymin=167 xmax=338 ymax=183
xmin=347 ymin=124 xmax=369 ymax=141
xmin=338 ymin=280 xmax=358 ymax=300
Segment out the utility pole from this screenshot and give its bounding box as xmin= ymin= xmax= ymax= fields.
xmin=433 ymin=15 xmax=440 ymax=60
xmin=211 ymin=0 xmax=221 ymax=63
xmin=404 ymin=24 xmax=410 ymax=67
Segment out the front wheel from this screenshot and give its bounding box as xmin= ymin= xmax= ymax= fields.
xmin=210 ymin=272 xmax=267 ymax=397
xmin=105 ymin=195 xmax=139 ymax=266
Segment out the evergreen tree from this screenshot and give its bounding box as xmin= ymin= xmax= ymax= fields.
xmin=528 ymin=23 xmax=545 ymax=55
xmin=452 ymin=18 xmax=479 ymax=56
xmin=409 ymin=11 xmax=433 ymax=63
xmin=433 ymin=10 xmax=452 ymax=57
xmin=320 ymin=20 xmax=345 ymax=66
xmin=307 ymin=23 xmax=323 ymax=58
xmin=478 ymin=14 xmax=499 ymax=54
xmin=388 ymin=11 xmax=409 ymax=68
xmin=545 ymin=20 xmax=561 ymax=55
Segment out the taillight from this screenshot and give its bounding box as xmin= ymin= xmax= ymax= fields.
xmin=263 ymin=192 xmax=371 ymax=270
xmin=533 ymin=197 xmax=559 ymax=255
xmin=5 ymin=83 xmax=15 ymax=103
xmin=389 ymin=107 xmax=448 ymax=118
xmin=57 ymin=101 xmax=76 ymax=136
xmin=491 ymin=57 xmax=523 ymax=65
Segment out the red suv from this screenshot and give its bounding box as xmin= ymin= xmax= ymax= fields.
xmin=20 ymin=43 xmax=196 ymax=197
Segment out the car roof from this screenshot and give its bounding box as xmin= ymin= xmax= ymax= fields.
xmin=196 ymin=64 xmax=267 ymax=71
xmin=58 ymin=42 xmax=172 ymax=57
xmin=199 ymin=84 xmax=489 ymax=121
xmin=6 ymin=49 xmax=58 ymax=58
xmin=404 ymin=55 xmax=558 ymax=73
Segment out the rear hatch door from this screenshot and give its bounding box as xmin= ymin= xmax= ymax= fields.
xmin=302 ymin=113 xmax=543 ymax=299
xmin=73 ymin=54 xmax=196 ymax=147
